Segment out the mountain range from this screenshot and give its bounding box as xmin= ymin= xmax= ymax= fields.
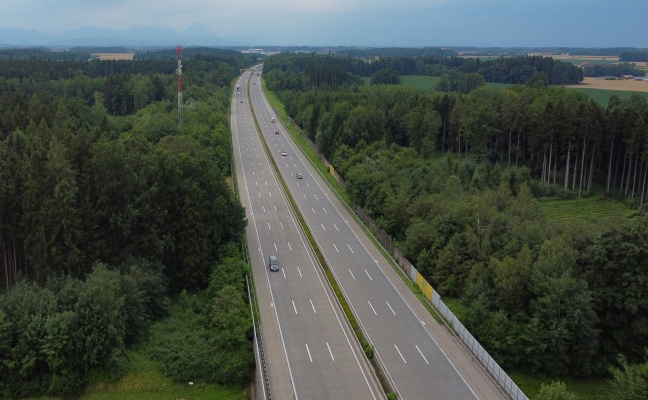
xmin=0 ymin=23 xmax=256 ymax=47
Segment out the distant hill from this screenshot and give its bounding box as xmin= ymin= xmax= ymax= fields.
xmin=0 ymin=27 xmax=52 ymax=46
xmin=0 ymin=23 xmax=251 ymax=47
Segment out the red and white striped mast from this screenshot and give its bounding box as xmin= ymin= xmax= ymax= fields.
xmin=177 ymin=45 xmax=183 ymax=125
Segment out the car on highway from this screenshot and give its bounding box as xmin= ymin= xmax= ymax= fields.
xmin=275 ymin=130 xmax=280 ymax=134
xmin=268 ymin=255 xmax=279 ymax=272
xmin=281 ymin=150 xmax=287 ymax=156
xmin=271 ymin=117 xmax=275 ymax=123
xmin=296 ymin=173 xmax=303 ymax=179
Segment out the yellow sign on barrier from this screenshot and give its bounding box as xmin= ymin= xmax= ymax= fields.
xmin=416 ymin=273 xmax=433 ymax=301
xmin=330 ymin=164 xmax=336 ymax=176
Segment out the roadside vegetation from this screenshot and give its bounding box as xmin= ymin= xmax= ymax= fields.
xmin=0 ymin=49 xmax=256 ymax=399
xmin=262 ymin=53 xmax=648 ymax=399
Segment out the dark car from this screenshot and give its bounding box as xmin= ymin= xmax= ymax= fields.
xmin=268 ymin=255 xmax=279 ymax=272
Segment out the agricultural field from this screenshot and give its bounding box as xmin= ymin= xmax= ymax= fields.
xmin=399 ymin=74 xmax=648 ymax=107
xmin=564 ymin=86 xmax=648 ymax=106
xmin=565 ymin=77 xmax=648 ymax=92
xmin=90 ymin=52 xmax=135 ymax=60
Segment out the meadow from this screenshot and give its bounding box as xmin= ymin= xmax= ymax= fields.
xmin=539 ymin=191 xmax=638 ymax=226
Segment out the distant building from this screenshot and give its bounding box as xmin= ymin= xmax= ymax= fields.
xmin=241 ymin=48 xmax=281 ymax=56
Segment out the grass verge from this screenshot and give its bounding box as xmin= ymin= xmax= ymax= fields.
xmin=509 ymin=372 xmax=615 ymax=400
xmin=78 ymin=348 xmax=249 ymax=400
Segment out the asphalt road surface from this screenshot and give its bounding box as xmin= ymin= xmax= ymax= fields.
xmin=235 ymin=67 xmax=505 ymax=400
xmin=232 ymin=69 xmax=383 ymax=400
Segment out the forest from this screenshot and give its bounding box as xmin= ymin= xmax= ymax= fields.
xmin=264 ymin=54 xmax=648 ymax=384
xmin=0 ymin=49 xmax=256 ymax=397
xmin=262 ymin=52 xmax=583 ymax=91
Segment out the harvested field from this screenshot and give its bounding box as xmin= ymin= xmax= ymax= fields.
xmin=90 ymin=52 xmax=135 ymax=60
xmin=564 ymin=77 xmax=648 ymax=92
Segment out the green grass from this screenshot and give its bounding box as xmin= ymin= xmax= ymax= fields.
xmin=27 ymin=347 xmax=249 ymax=400
xmin=401 ymin=75 xmax=440 ymax=89
xmin=563 ymin=86 xmax=648 ymax=106
xmin=510 ymin=372 xmax=616 ymax=400
xmin=79 ymin=349 xmax=249 ymax=400
xmin=539 ymin=191 xmax=636 ymax=226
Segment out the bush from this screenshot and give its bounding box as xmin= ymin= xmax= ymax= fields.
xmin=363 ymin=344 xmax=375 ymax=359
xmin=47 ymin=372 xmax=85 ymax=399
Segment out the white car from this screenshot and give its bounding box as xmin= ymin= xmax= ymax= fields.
xmin=281 ymin=151 xmax=287 ymax=156
xmin=296 ymin=173 xmax=302 ymax=179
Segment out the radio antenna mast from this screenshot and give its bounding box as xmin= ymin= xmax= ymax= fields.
xmin=177 ymin=45 xmax=183 ymax=125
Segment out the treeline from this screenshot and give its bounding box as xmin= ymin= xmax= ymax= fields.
xmin=479 ymin=55 xmax=582 ymax=84
xmin=336 ymin=142 xmax=647 ymax=377
xmin=335 ymin=47 xmax=458 ymax=58
xmin=262 ymin=53 xmax=582 ymax=91
xmin=283 ymin=84 xmax=648 ymax=205
xmin=619 ymin=50 xmax=648 ymax=62
xmin=582 ymin=62 xmax=645 ymax=78
xmin=0 ymin=53 xmax=254 ymax=397
xmin=0 ymin=48 xmax=91 ymax=61
xmin=0 ymin=48 xmax=255 ymax=82
xmin=267 ymin=54 xmax=648 ymax=377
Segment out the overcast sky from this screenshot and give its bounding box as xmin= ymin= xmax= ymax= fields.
xmin=2 ymin=0 xmax=647 ymax=47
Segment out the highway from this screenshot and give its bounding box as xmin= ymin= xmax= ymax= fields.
xmin=231 ymin=69 xmax=382 ymax=400
xmin=240 ymin=67 xmax=506 ymax=400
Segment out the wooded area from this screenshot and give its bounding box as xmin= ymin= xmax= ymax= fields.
xmin=264 ymin=54 xmax=648 ymax=382
xmin=0 ymin=50 xmax=255 ymax=398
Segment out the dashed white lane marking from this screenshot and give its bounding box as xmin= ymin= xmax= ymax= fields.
xmin=327 ymin=342 xmax=335 ymax=361
xmin=394 ymin=344 xmax=406 ymax=363
xmin=415 ymin=345 xmax=429 ymax=364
